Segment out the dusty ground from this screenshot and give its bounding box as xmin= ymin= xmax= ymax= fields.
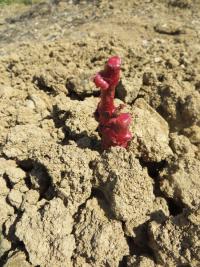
xmin=0 ymin=0 xmax=200 ymax=266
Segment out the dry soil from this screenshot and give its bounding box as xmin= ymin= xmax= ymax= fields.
xmin=0 ymin=0 xmax=200 ymax=266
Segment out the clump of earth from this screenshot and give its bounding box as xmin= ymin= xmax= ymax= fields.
xmin=0 ymin=0 xmax=200 ymax=266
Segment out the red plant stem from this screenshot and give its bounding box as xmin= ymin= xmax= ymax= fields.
xmin=93 ymin=56 xmax=132 ymax=149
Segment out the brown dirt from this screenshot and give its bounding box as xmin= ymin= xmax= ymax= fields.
xmin=0 ymin=0 xmax=200 ymax=266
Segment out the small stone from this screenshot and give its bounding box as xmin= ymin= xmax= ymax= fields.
xmin=142 ymin=39 xmax=149 ymax=47
xmin=5 ymin=166 xmax=26 ymax=185
xmin=8 ymin=190 xmax=23 ymax=209
xmin=25 ymin=99 xmax=35 ymax=109
xmin=66 ymin=16 xmax=73 ymax=23
xmin=154 ymin=57 xmax=162 ymax=63
xmin=154 ymin=21 xmax=184 ymax=35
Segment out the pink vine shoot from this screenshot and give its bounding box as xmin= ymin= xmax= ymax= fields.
xmin=93 ymin=56 xmax=132 ymax=149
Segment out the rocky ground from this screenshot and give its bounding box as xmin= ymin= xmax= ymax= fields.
xmin=0 ymin=0 xmax=200 ymax=266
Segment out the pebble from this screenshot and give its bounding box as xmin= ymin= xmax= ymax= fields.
xmin=154 ymin=57 xmax=162 ymax=63
xmin=154 ymin=21 xmax=185 ymax=35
